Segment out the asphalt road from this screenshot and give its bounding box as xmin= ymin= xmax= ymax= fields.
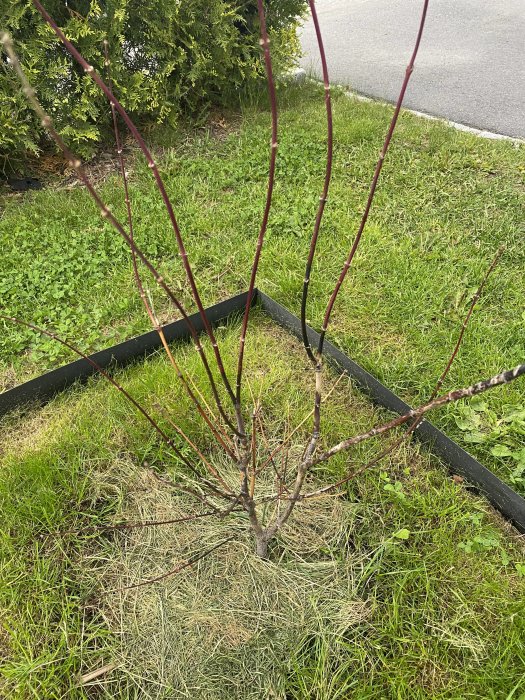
xmin=299 ymin=0 xmax=525 ymax=139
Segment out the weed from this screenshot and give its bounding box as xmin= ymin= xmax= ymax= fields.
xmin=454 ymin=398 xmax=525 ymax=487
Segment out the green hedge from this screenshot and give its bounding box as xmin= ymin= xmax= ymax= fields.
xmin=0 ymin=0 xmax=307 ymax=164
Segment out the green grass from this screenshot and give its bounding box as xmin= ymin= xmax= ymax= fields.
xmin=1 ymin=318 xmax=525 ymax=698
xmin=0 ymin=83 xmax=523 ymax=491
xmin=1 ymin=83 xmax=525 ymax=697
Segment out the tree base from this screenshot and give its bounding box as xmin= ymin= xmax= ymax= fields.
xmin=255 ymin=536 xmax=269 ymax=559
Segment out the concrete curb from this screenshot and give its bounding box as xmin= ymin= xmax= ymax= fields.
xmin=344 ymin=88 xmax=524 ymax=144
xmin=298 ymin=74 xmax=523 ymax=144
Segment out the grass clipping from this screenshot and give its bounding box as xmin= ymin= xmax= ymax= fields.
xmin=86 ymin=459 xmax=368 ymax=699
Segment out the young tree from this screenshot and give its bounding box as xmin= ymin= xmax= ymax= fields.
xmin=1 ymin=0 xmax=523 ymax=574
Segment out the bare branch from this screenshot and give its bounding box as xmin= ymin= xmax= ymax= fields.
xmin=235 ymin=0 xmax=278 ymax=410
xmin=317 ymin=0 xmax=430 ymax=356
xmin=301 ymin=0 xmax=334 ymax=364
xmin=311 ymin=363 xmax=525 ymax=469
xmin=1 ymin=30 xmax=238 ymax=436
xmin=31 ymin=0 xmax=237 ymax=408
xmin=250 ymin=409 xmax=257 ymax=498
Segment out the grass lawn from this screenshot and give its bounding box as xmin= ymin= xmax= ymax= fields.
xmin=0 ymin=83 xmax=523 ymax=492
xmin=1 ymin=317 xmax=525 ymax=698
xmin=1 ymin=83 xmax=525 ymax=697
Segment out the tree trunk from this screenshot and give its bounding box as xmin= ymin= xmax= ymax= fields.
xmin=255 ymin=534 xmax=269 ymax=559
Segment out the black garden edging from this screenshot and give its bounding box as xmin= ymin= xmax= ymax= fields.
xmin=0 ymin=291 xmax=251 ymax=418
xmin=2 ymin=288 xmax=525 ymax=533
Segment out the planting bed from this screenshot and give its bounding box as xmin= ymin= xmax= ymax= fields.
xmin=1 ymin=312 xmax=525 ymax=698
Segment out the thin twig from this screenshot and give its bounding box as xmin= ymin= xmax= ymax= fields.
xmin=279 ymin=433 xmax=292 ymax=498
xmin=0 ymin=315 xmax=232 ymax=505
xmin=0 ymin=316 xmax=187 ymax=468
xmin=155 ymin=404 xmax=236 ymax=490
xmin=119 ymin=535 xmax=236 ymax=591
xmin=250 ymin=409 xmax=257 ymax=498
xmin=256 ymin=411 xmax=290 ymax=494
xmin=62 ymin=510 xmax=222 ymax=537
xmin=325 ymin=246 xmax=507 ymax=489
xmin=255 ymin=370 xmax=347 ymax=475
xmin=426 ymin=245 xmax=505 ymax=403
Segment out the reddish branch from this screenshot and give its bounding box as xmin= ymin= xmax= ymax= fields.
xmin=317 ymin=0 xmax=430 ymax=356
xmin=157 ymin=404 xmax=235 ymax=487
xmin=235 ymin=0 xmax=278 ymax=411
xmin=2 ymin=30 xmax=237 ymax=440
xmin=32 ymin=0 xmax=238 ymax=415
xmin=102 ymin=41 xmax=236 ymax=457
xmin=300 ymin=0 xmax=334 ymax=364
